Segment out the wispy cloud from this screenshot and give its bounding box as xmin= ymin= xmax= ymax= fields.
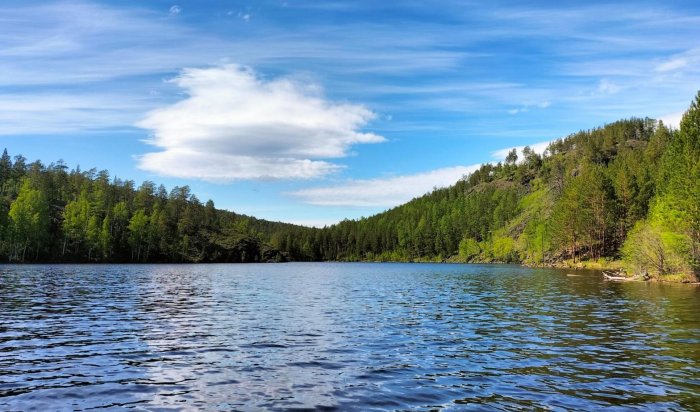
xmin=507 ymin=101 xmax=551 ymax=115
xmin=289 ymin=165 xmax=479 ymax=207
xmin=654 ymin=48 xmax=700 ymax=73
xmin=169 ymin=5 xmax=181 ymax=16
xmin=596 ymin=79 xmax=622 ymax=95
xmin=2 ymin=1 xmax=698 ymax=139
xmin=1 ymin=1 xmax=699 ymax=193
xmin=137 ymin=65 xmax=383 ymax=181
xmin=655 ymin=57 xmax=688 ymax=73
xmin=0 ymin=92 xmax=154 ymax=135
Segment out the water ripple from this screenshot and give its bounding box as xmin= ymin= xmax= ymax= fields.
xmin=1 ymin=263 xmax=699 ymax=411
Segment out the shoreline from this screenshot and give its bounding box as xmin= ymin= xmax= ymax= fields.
xmin=3 ymin=259 xmax=697 ymax=284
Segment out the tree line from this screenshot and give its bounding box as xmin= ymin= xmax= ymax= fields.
xmin=1 ymin=93 xmax=699 ymax=280
xmin=0 ymin=156 xmax=295 ymax=263
xmin=268 ymin=92 xmax=699 ymax=281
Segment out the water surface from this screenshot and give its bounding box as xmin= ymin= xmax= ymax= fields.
xmin=1 ymin=263 xmax=699 ymax=410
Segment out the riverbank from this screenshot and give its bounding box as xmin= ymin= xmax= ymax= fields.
xmin=534 ymin=258 xmax=624 ymax=271
xmin=369 ymin=255 xmax=700 ymax=284
xmin=3 ymin=255 xmax=698 ymax=283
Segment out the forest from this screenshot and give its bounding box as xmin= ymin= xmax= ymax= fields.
xmin=1 ymin=92 xmax=699 ymax=281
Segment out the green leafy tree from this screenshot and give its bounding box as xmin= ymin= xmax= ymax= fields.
xmin=623 ymin=201 xmax=693 ymax=280
xmin=100 ymin=213 xmax=113 ymax=259
xmin=8 ymin=179 xmax=50 ymax=261
xmin=654 ymin=92 xmax=700 ymax=273
xmin=458 ymin=237 xmax=480 ymax=261
xmin=128 ymin=209 xmax=150 ymax=261
xmin=62 ymin=189 xmax=91 ymax=255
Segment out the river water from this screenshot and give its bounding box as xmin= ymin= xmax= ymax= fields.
xmin=1 ymin=263 xmax=698 ymax=410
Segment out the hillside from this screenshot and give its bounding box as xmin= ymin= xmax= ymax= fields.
xmin=268 ymin=92 xmax=700 ymax=281
xmin=1 ymin=93 xmax=698 ymax=281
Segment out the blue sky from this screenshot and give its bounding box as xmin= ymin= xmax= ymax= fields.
xmin=1 ymin=0 xmax=699 ymax=226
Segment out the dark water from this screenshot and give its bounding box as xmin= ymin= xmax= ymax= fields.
xmin=1 ymin=263 xmax=699 ymax=411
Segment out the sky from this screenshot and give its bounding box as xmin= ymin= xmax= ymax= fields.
xmin=1 ymin=0 xmax=699 ymax=227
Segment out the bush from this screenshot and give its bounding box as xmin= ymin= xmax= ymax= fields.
xmin=492 ymin=235 xmax=517 ymax=263
xmin=622 ymin=220 xmax=693 ymax=279
xmin=458 ymin=237 xmax=481 ymax=261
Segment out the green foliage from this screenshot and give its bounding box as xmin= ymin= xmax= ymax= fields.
xmin=128 ymin=209 xmax=150 ymax=261
xmin=7 ymin=179 xmax=50 ymax=261
xmin=635 ymin=92 xmax=700 ymax=277
xmin=620 ymin=93 xmax=700 ymax=280
xmin=622 ymin=219 xmax=692 ymax=280
xmin=491 ymin=235 xmax=517 ymax=262
xmin=1 ymin=92 xmax=699 ymax=279
xmin=63 ymin=189 xmax=91 ymax=254
xmin=0 ymin=152 xmax=291 ymax=263
xmin=458 ymin=237 xmax=480 ymax=261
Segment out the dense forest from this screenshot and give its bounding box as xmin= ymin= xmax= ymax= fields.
xmin=0 ymin=156 xmax=297 ymax=263
xmin=1 ymin=93 xmax=699 ymax=281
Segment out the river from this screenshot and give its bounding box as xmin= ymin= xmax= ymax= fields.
xmin=1 ymin=263 xmax=698 ymax=410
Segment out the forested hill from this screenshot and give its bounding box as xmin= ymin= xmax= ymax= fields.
xmin=1 ymin=93 xmax=699 ymax=280
xmin=267 ymin=92 xmax=700 ymax=282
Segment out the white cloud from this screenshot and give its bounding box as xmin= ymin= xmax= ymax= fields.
xmin=658 ymin=111 xmax=683 ymax=129
xmin=1 ymin=1 xmax=699 ymax=146
xmin=491 ymin=140 xmax=551 ymax=161
xmin=596 ymin=79 xmax=622 ymax=95
xmin=136 ymin=65 xmax=384 ymax=181
xmin=169 ymin=5 xmax=181 ymax=16
xmin=654 ymin=48 xmax=700 ymax=75
xmin=289 ymin=165 xmax=480 ymax=207
xmin=137 ymin=150 xmax=340 ymax=182
xmin=655 ymin=57 xmax=688 ymax=73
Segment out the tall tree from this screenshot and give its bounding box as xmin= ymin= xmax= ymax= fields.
xmin=8 ymin=179 xmax=50 ymax=261
xmin=128 ymin=209 xmax=150 ymax=261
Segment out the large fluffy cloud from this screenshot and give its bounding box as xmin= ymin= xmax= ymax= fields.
xmin=289 ymin=165 xmax=480 ymax=207
xmin=136 ymin=65 xmax=384 ymax=181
